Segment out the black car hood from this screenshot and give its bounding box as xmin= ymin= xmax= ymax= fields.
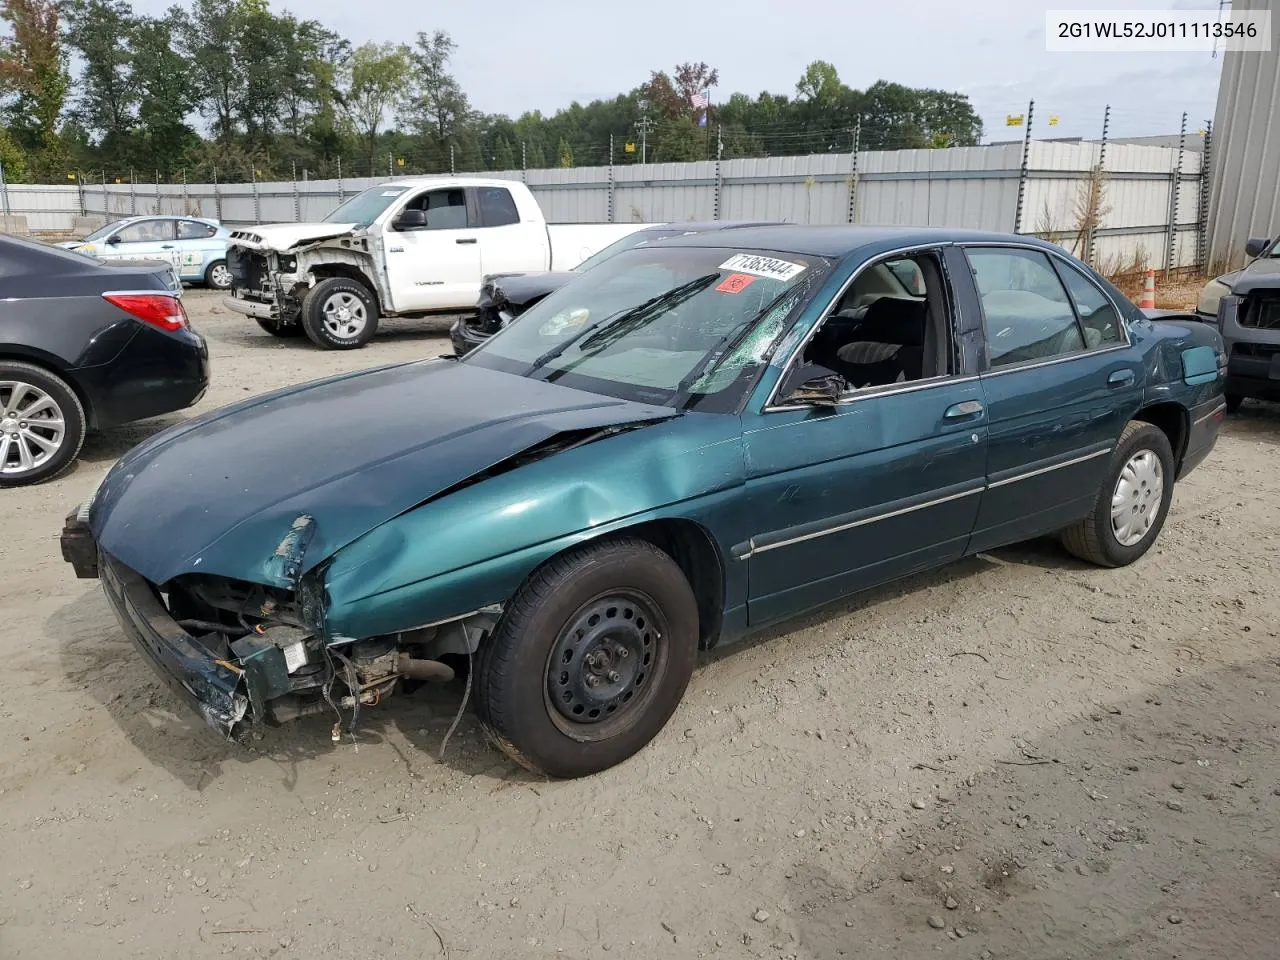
xmin=1230 ymin=257 xmax=1280 ymax=295
xmin=90 ymin=360 xmax=678 ymax=587
xmin=482 ymin=271 xmax=579 ymax=309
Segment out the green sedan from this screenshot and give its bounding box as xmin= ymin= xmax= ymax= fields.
xmin=61 ymin=226 xmax=1227 ymax=778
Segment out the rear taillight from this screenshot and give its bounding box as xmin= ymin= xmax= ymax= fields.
xmin=102 ymin=292 xmax=189 ymax=332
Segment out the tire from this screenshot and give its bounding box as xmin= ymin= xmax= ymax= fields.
xmin=204 ymin=259 xmax=232 ymax=290
xmin=474 ymin=537 xmax=700 ymax=778
xmin=1224 ymin=393 xmax=1244 ymax=414
xmin=299 ymin=277 xmax=379 ymax=350
xmin=0 ymin=361 xmax=87 ymax=487
xmin=255 ymin=317 xmax=305 ymax=338
xmin=1060 ymin=420 xmax=1175 ymax=568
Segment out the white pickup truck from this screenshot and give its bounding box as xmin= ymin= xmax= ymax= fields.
xmin=222 ymin=176 xmax=653 ymax=349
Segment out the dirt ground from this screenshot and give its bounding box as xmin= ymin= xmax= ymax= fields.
xmin=2 ymin=291 xmax=1279 ymax=960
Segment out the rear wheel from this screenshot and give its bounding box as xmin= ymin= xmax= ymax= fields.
xmin=255 ymin=317 xmax=305 ymax=338
xmin=1060 ymin=420 xmax=1175 ymax=567
xmin=300 ymin=277 xmax=379 ymax=350
xmin=0 ymin=361 xmax=87 ymax=487
xmin=204 ymin=259 xmax=232 ymax=290
xmin=475 ymin=537 xmax=699 ymax=778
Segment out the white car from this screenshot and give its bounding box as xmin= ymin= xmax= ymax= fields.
xmin=221 ymin=177 xmax=655 ymax=349
xmin=59 ymin=215 xmax=233 ymax=289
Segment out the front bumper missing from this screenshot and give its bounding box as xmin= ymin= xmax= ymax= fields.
xmin=99 ymin=553 xmax=250 ymax=737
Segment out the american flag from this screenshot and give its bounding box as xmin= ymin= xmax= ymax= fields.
xmin=690 ymin=91 xmax=709 ymax=110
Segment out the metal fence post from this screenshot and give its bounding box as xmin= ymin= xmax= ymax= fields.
xmin=1197 ymin=120 xmax=1213 ymax=272
xmin=181 ymin=168 xmax=188 ymax=215
xmin=129 ymin=168 xmax=136 ymax=216
xmin=0 ymin=159 xmax=9 ymax=219
xmin=607 ymin=133 xmax=615 ymax=223
xmin=154 ymin=170 xmax=160 ymax=215
xmin=251 ymin=166 xmax=261 ymax=222
xmin=521 ymin=141 xmax=527 ymax=183
xmin=292 ymin=160 xmax=300 ymax=221
xmin=450 ymin=144 xmax=455 ymax=174
xmin=387 ymin=152 xmax=393 ymax=178
xmin=1165 ymin=112 xmax=1187 ymax=278
xmin=847 ymin=118 xmax=861 ymax=224
xmin=336 ymin=157 xmax=345 ymax=203
xmin=213 ymin=166 xmax=223 ymax=222
xmin=101 ymin=170 xmax=108 ymax=218
xmin=1087 ymin=104 xmax=1110 ymax=267
xmin=1012 ymin=99 xmax=1035 ymax=234
xmin=76 ymin=172 xmax=86 ymax=217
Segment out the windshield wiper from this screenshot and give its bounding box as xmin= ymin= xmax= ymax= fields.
xmin=668 ymin=280 xmax=813 ymax=409
xmin=526 ymin=273 xmax=720 ymax=374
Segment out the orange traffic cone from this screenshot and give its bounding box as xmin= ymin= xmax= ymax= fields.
xmin=1139 ymin=268 xmax=1156 ymax=309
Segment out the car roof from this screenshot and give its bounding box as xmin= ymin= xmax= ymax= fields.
xmin=104 ymin=214 xmax=221 ymax=226
xmin=649 ymin=225 xmax=1069 ymax=260
xmin=639 ymin=219 xmax=782 ymax=234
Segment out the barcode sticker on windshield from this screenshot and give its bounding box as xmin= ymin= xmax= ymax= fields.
xmin=719 ymin=254 xmax=806 ymax=281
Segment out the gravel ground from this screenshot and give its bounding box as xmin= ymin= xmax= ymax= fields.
xmin=2 ymin=291 xmax=1278 ymax=960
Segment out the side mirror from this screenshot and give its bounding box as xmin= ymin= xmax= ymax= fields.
xmin=393 ymin=209 xmax=428 ymax=231
xmin=105 ymin=233 xmax=121 ymax=245
xmin=780 ymin=373 xmax=845 ymax=407
xmin=1245 ymin=237 xmax=1271 ymax=258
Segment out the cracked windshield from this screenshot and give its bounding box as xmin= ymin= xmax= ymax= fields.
xmin=465 ymin=245 xmax=830 ymax=408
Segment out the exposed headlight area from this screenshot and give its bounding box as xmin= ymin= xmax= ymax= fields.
xmin=1197 ymin=277 xmax=1232 ymax=317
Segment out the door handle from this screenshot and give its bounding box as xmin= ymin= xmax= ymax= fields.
xmin=943 ymin=399 xmax=984 ymax=421
xmin=1108 ymin=369 xmax=1135 ymax=387
xmin=161 ymin=245 xmax=174 ymax=249
xmin=455 ymin=238 xmax=477 ymax=245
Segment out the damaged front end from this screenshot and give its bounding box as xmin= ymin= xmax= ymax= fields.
xmin=64 ymin=507 xmax=498 ymax=742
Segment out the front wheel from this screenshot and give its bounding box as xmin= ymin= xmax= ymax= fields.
xmin=474 ymin=537 xmax=700 ymax=778
xmin=1060 ymin=420 xmax=1175 ymax=567
xmin=300 ymin=277 xmax=379 ymax=350
xmin=255 ymin=317 xmax=305 ymax=338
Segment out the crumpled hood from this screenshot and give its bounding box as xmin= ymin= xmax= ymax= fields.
xmin=90 ymin=360 xmax=679 ymax=587
xmin=227 ymin=222 xmax=359 ymax=252
xmin=482 ymin=271 xmax=579 ymax=310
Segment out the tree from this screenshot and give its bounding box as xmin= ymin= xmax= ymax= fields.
xmin=171 ymin=0 xmax=242 ymax=142
xmin=795 ymin=60 xmax=842 ymax=105
xmin=556 ymin=136 xmax=573 ymax=168
xmin=339 ymin=41 xmax=411 ymax=172
xmin=402 ymin=31 xmax=469 ymax=139
xmin=673 ymin=60 xmax=718 ymax=109
xmin=491 ymin=135 xmax=515 ymax=170
xmin=0 ymin=0 xmax=69 ymax=173
xmin=132 ymin=14 xmax=198 ymax=174
xmin=61 ymin=0 xmax=137 ymax=158
xmin=654 ymin=115 xmax=703 ymax=162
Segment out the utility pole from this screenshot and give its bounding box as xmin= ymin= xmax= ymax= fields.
xmin=634 ymin=109 xmax=655 ymax=165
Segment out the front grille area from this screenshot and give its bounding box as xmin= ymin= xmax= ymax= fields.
xmin=1232 ymin=342 xmax=1280 ymax=361
xmin=227 ymin=246 xmax=270 ymax=293
xmin=1239 ymin=295 xmax=1280 ymax=330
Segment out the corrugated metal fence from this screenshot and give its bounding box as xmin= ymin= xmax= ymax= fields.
xmin=4 ymin=139 xmax=1206 ymax=270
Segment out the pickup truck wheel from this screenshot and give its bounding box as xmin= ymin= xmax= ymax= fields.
xmin=204 ymin=260 xmax=232 ymax=290
xmin=475 ymin=537 xmax=699 ymax=779
xmin=300 ymin=277 xmax=379 ymax=350
xmin=0 ymin=361 xmax=87 ymax=487
xmin=1060 ymin=420 xmax=1175 ymax=568
xmin=255 ymin=317 xmax=304 ymax=338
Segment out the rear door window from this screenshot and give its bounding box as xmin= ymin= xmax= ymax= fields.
xmin=476 ymin=187 xmax=521 ymax=227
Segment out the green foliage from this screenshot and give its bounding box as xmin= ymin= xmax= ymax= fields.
xmin=1 ymin=1 xmax=986 ymax=182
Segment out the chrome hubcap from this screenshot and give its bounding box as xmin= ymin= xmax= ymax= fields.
xmin=321 ymin=293 xmax=366 ymax=339
xmin=1111 ymin=449 xmax=1164 ymax=547
xmin=0 ymin=380 xmax=66 ymax=476
xmin=210 ymin=264 xmax=231 ymax=287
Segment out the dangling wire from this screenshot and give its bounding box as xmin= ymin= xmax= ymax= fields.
xmin=439 ymin=646 xmax=473 ymax=761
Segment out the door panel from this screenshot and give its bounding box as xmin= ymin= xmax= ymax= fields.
xmin=101 ymin=219 xmax=180 ymax=273
xmin=741 ymin=379 xmax=988 ymax=627
xmin=475 ymin=185 xmax=547 ymax=276
xmin=382 ymin=189 xmax=482 ymax=311
xmin=958 ymin=245 xmax=1143 ymax=552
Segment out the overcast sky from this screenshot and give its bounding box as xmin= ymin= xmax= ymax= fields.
xmin=129 ymin=0 xmax=1226 ymax=141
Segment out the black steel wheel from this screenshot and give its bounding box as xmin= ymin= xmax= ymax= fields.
xmin=475 ymin=537 xmax=699 ymax=778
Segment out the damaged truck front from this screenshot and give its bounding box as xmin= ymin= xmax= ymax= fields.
xmin=223 ymin=176 xmax=650 ymax=351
